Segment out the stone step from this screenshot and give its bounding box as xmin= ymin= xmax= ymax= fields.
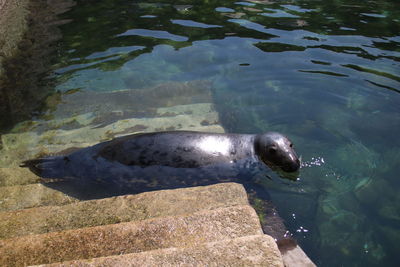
xmin=1 ymin=103 xmax=221 ymax=152
xmin=0 ymin=183 xmax=79 ymax=212
xmin=0 ymin=205 xmax=263 ymax=267
xmin=0 ymin=103 xmax=224 ymax=167
xmin=50 ymin=80 xmax=214 ymax=119
xmin=0 ymin=167 xmax=41 ymax=187
xmin=281 ymin=244 xmax=317 ymax=267
xmin=0 ymin=183 xmax=248 ymax=239
xmin=35 ymin=235 xmax=284 ymax=267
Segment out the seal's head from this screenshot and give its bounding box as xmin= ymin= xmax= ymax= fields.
xmin=254 ymin=132 xmax=300 ymax=173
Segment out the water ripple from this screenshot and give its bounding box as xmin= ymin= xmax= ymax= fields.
xmin=117 ymin=29 xmax=188 ymax=42
xmin=171 ymin=19 xmax=222 ymax=29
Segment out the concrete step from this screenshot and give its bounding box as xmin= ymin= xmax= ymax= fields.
xmin=0 ymin=183 xmax=248 ymax=239
xmin=50 ymin=80 xmax=214 ymax=119
xmin=0 ymin=183 xmax=78 ymax=212
xmin=1 ymin=103 xmax=222 ymax=152
xmin=278 ymin=239 xmax=317 ymax=267
xmin=0 ymin=205 xmax=263 ymax=266
xmin=0 ymin=103 xmax=224 ymax=167
xmin=0 ymin=167 xmax=41 ymax=187
xmin=35 ymin=235 xmax=284 ymax=267
xmin=0 ymin=80 xmax=221 ymax=168
xmin=282 ymin=245 xmax=316 ymax=267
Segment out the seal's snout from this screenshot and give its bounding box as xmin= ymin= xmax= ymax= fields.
xmin=282 ymin=158 xmax=300 ymax=173
xmin=255 ymin=132 xmax=301 ymax=174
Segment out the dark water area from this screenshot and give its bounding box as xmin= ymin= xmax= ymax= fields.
xmin=5 ymin=0 xmax=400 ymax=266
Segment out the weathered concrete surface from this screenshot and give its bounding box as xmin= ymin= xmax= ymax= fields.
xmin=48 ymin=80 xmax=215 ymax=119
xmin=0 ymin=101 xmax=224 ymax=167
xmin=282 ymin=245 xmax=317 ymax=267
xmin=0 ymin=205 xmax=263 ymax=266
xmin=37 ymin=235 xmax=284 ymax=267
xmin=0 ymin=0 xmax=30 ymax=129
xmin=0 ymin=167 xmax=40 ymax=187
xmin=0 ymin=0 xmax=30 ymax=60
xmin=0 ymin=0 xmax=74 ymax=60
xmin=0 ymin=183 xmax=78 ymax=212
xmin=0 ymin=0 xmax=76 ymax=130
xmin=1 ymin=104 xmax=223 ymax=157
xmin=0 ymin=183 xmax=248 ymax=239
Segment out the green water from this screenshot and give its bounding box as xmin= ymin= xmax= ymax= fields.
xmin=7 ymin=0 xmax=400 ymax=265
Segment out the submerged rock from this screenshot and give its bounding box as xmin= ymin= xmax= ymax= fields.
xmin=316 ymin=212 xmax=366 ymax=264
xmin=376 ymin=225 xmax=400 ymax=257
xmin=378 ymin=198 xmax=400 ymax=222
xmin=354 ymin=177 xmax=391 ymax=205
xmin=332 ymin=141 xmax=379 ymax=177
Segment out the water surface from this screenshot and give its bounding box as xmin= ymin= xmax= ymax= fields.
xmin=4 ymin=0 xmax=400 ymax=266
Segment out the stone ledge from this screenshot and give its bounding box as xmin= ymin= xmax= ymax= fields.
xmin=0 ymin=205 xmax=263 ymax=266
xmin=35 ymin=235 xmax=284 ymax=267
xmin=0 ymin=0 xmax=75 ymax=130
xmin=0 ymin=183 xmax=79 ymax=212
xmin=280 ymin=242 xmax=317 ymax=267
xmin=0 ymin=0 xmax=30 ymax=60
xmin=0 ymin=167 xmax=41 ymax=187
xmin=0 ymin=102 xmax=224 ymax=167
xmin=0 ymin=183 xmax=248 ymax=239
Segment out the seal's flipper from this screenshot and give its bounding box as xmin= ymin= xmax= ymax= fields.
xmin=20 ymin=156 xmax=70 ymax=179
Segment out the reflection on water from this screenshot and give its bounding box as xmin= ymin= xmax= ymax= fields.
xmin=1 ymin=0 xmax=400 ymax=266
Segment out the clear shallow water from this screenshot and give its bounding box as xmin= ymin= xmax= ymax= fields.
xmin=6 ymin=0 xmax=400 ymax=265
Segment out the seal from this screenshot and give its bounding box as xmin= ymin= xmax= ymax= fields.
xmin=20 ymin=130 xmax=302 ymax=256
xmin=21 ymin=131 xmax=300 ymax=192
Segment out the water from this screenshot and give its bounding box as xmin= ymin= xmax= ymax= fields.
xmin=2 ymin=0 xmax=400 ymax=266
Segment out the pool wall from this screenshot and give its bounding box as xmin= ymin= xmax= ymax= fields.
xmin=0 ymin=0 xmax=75 ymax=131
xmin=0 ymin=0 xmax=30 ymax=62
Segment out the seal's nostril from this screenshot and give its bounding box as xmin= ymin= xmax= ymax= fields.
xmin=283 ymin=161 xmax=300 ymax=173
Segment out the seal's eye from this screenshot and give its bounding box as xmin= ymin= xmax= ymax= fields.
xmin=289 ymin=143 xmax=293 ymax=148
xmin=269 ymin=147 xmax=277 ymax=154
